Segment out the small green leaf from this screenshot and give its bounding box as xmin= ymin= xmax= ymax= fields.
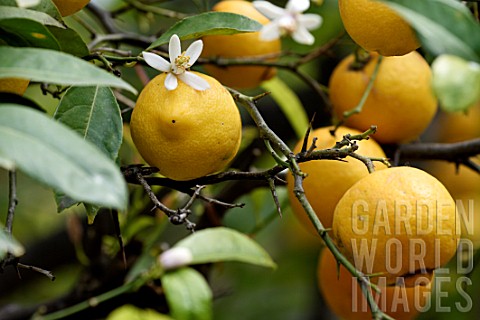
xmin=0 ymin=47 xmax=137 ymax=94
xmin=0 ymin=227 xmax=25 ymax=260
xmin=48 ymin=26 xmax=89 ymax=57
xmin=162 ymin=268 xmax=212 ymax=320
xmin=173 ymin=227 xmax=276 ymax=268
xmin=382 ymin=0 xmax=480 ymax=62
xmin=147 ymin=12 xmax=262 ymax=50
xmin=432 ymin=54 xmax=480 ymax=113
xmin=107 ymin=305 xmax=173 ymax=320
xmin=0 ymin=104 xmax=128 ymax=210
xmin=0 ymin=18 xmax=61 ymax=49
xmin=262 ymin=77 xmax=309 ymax=139
xmin=0 ymin=6 xmax=64 ymax=27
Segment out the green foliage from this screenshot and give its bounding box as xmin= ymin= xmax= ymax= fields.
xmin=107 ymin=305 xmax=173 ymax=320
xmin=172 ymin=227 xmax=276 ymax=268
xmin=0 ymin=47 xmax=137 ymax=93
xmin=0 ymin=226 xmax=24 ymax=260
xmin=0 ymin=105 xmax=128 ymax=210
xmin=147 ymin=11 xmax=262 ymax=49
xmin=162 ymin=268 xmax=213 ymax=320
xmin=383 ymin=0 xmax=480 ymax=62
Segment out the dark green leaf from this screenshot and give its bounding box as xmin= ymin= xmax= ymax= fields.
xmin=262 ymin=77 xmax=309 ymax=139
xmin=0 ymin=47 xmax=137 ymax=94
xmin=0 ymin=6 xmax=63 ymax=27
xmin=0 ymin=104 xmax=128 ymax=210
xmin=162 ymin=268 xmax=212 ymax=320
xmin=382 ymin=0 xmax=480 ymax=62
xmin=54 ymin=86 xmax=123 ymax=160
xmin=48 ymin=26 xmax=89 ymax=56
xmin=0 ymin=226 xmax=25 ymax=260
xmin=432 ymin=54 xmax=480 ymax=112
xmin=173 ymin=227 xmax=276 ymax=268
xmin=0 ymin=18 xmax=61 ymax=49
xmin=147 ymin=12 xmax=262 ymax=50
xmin=54 ymin=89 xmax=123 ymax=213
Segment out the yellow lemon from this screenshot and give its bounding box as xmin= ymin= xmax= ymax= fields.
xmin=338 ymin=0 xmax=420 ymax=56
xmin=0 ymin=78 xmax=29 ymax=95
xmin=332 ymin=166 xmax=459 ymax=286
xmin=286 ymin=126 xmax=387 ymax=234
xmin=201 ymin=0 xmax=281 ymax=89
xmin=130 ymin=72 xmax=242 ymax=181
xmin=52 ymin=0 xmax=90 ymax=16
xmin=318 ymin=249 xmax=432 ymax=320
xmin=329 ymin=51 xmax=438 ymax=144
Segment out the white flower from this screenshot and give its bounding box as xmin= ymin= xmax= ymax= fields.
xmin=142 ymin=34 xmax=210 ymax=91
xmin=159 ymin=247 xmax=193 ymax=271
xmin=253 ymin=0 xmax=322 ymax=45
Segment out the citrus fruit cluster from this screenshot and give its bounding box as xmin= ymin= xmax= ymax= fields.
xmin=287 ymin=129 xmax=459 ymax=318
xmin=201 ymin=0 xmax=281 ymax=89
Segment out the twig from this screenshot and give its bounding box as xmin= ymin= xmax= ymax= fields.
xmin=17 ymin=263 xmax=55 ymax=281
xmin=123 ymin=0 xmax=189 ymax=19
xmin=5 ymin=170 xmax=17 ymax=235
xmin=110 ymin=210 xmax=127 ymax=269
xmin=88 ymin=33 xmax=156 ymax=51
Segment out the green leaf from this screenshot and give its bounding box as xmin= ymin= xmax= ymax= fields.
xmin=432 ymin=54 xmax=480 ymax=113
xmin=382 ymin=0 xmax=480 ymax=62
xmin=147 ymin=12 xmax=262 ymax=50
xmin=174 ymin=227 xmax=276 ymax=268
xmin=0 ymin=227 xmax=25 ymax=260
xmin=261 ymin=77 xmax=309 ymax=139
xmin=0 ymin=47 xmax=137 ymax=94
xmin=29 ymin=0 xmax=63 ymax=21
xmin=0 ymin=18 xmax=61 ymax=49
xmin=55 ymin=86 xmax=123 ymax=160
xmin=162 ymin=268 xmax=212 ymax=320
xmin=0 ymin=104 xmax=128 ymax=210
xmin=0 ymin=6 xmax=63 ymax=27
xmin=107 ymin=305 xmax=173 ymax=320
xmin=48 ymin=26 xmax=89 ymax=57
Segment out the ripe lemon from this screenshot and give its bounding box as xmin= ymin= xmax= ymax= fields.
xmin=201 ymin=0 xmax=281 ymax=89
xmin=332 ymin=166 xmax=459 ymax=286
xmin=338 ymin=0 xmax=419 ymax=56
xmin=130 ymin=72 xmax=242 ymax=181
xmin=286 ymin=126 xmax=387 ymax=234
xmin=329 ymin=51 xmax=438 ymax=144
xmin=0 ymin=78 xmax=29 ymax=95
xmin=52 ymin=0 xmax=90 ymax=16
xmin=317 ymin=249 xmax=432 ymax=320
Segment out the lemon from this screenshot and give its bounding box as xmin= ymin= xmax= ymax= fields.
xmin=52 ymin=0 xmax=90 ymax=16
xmin=318 ymin=248 xmax=432 ymax=320
xmin=0 ymin=78 xmax=29 ymax=95
xmin=286 ymin=126 xmax=387 ymax=234
xmin=329 ymin=51 xmax=437 ymax=144
xmin=332 ymin=166 xmax=459 ymax=286
xmin=130 ymin=72 xmax=242 ymax=181
xmin=338 ymin=0 xmax=419 ymax=56
xmin=201 ymin=0 xmax=281 ymax=89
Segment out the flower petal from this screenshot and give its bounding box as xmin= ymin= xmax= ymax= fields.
xmin=185 ymin=39 xmax=203 ymax=66
xmin=292 ymin=26 xmax=315 ymax=45
xmin=286 ymin=0 xmax=310 ymax=13
xmin=298 ymin=14 xmax=323 ymax=30
xmin=252 ymin=1 xmax=285 ymax=19
xmin=142 ymin=52 xmax=171 ymax=72
xmin=178 ymin=72 xmax=210 ymax=91
xmin=165 ymin=73 xmax=178 ymax=90
xmin=259 ymin=21 xmax=281 ymax=41
xmin=169 ymin=34 xmax=182 ymax=71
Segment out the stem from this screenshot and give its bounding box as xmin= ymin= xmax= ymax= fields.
xmin=5 ymin=170 xmax=17 ymax=235
xmin=343 ymin=55 xmax=383 ymax=119
xmin=37 ymin=279 xmax=142 ymax=320
xmin=123 ymin=0 xmax=189 ymax=19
